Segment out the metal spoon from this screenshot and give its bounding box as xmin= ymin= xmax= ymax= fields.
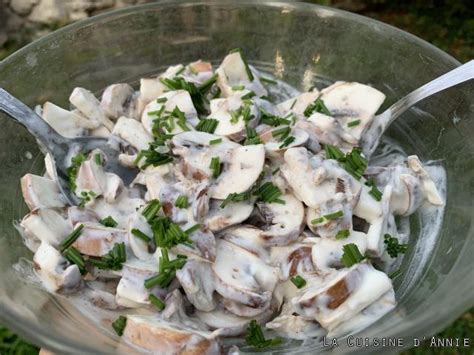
xmin=0 ymin=88 xmax=137 ymax=205
xmin=361 ymin=60 xmax=474 ymax=158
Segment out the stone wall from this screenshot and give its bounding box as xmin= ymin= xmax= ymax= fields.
xmin=0 ymin=0 xmax=156 ymax=48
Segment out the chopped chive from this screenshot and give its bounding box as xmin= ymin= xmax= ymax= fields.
xmin=209 ymin=138 xmax=222 ymax=145
xmin=184 ymin=224 xmax=201 ymax=235
xmin=279 ymin=136 xmax=295 ymax=148
xmin=175 ymin=66 xmax=186 ymax=75
xmin=241 ymin=91 xmax=256 ymax=100
xmin=324 ymin=210 xmax=344 ymax=220
xmin=304 ymin=97 xmax=331 ymax=117
xmin=245 ymin=320 xmax=282 ymax=349
xmin=66 ymin=152 xmax=87 ymax=192
xmin=324 ymin=144 xmax=345 ymax=161
xmin=157 ymin=97 xmax=168 ymax=103
xmin=311 ymin=217 xmax=325 ymax=225
xmin=365 ymin=178 xmax=383 ymax=201
xmin=348 ymin=119 xmax=361 ymax=127
xmin=389 ymin=269 xmax=402 ymax=279
xmin=198 ymin=73 xmax=218 ymax=93
xmin=148 ymin=294 xmax=166 ymax=311
xmin=384 ymin=234 xmax=408 ymax=258
xmin=60 ymin=224 xmax=84 ymax=252
xmin=94 ymin=153 xmax=102 ymax=166
xmin=290 ymin=275 xmax=307 ymax=289
xmin=99 ymin=216 xmax=118 ymax=228
xmin=232 ymin=85 xmax=245 ymax=91
xmin=142 ymin=200 xmax=161 ymax=222
xmin=272 ymin=167 xmax=280 ymax=175
xmin=261 ymin=77 xmax=278 ymax=85
xmin=260 ymin=109 xmax=291 ymax=127
xmin=335 ymin=229 xmax=350 ymax=240
xmin=272 ymin=126 xmax=291 ymax=141
xmin=253 ymin=182 xmax=284 ymax=204
xmin=148 ymin=109 xmax=164 ymax=116
xmin=340 ymin=243 xmax=365 ymax=267
xmin=175 ymin=195 xmax=189 ymax=209
xmin=112 ymin=316 xmax=127 ymax=336
xmin=131 ymin=228 xmax=152 ymax=243
xmin=63 ymin=247 xmax=86 ymax=275
xmin=195 ymin=118 xmax=219 ymax=133
xmin=209 ymin=156 xmax=222 ymax=178
xmin=220 ymin=191 xmax=250 ymax=208
xmin=90 ymin=242 xmax=126 ymax=271
xmin=290 ymin=99 xmax=297 ymax=109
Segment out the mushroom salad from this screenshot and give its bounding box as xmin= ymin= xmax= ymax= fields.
xmin=18 ymin=50 xmax=445 ymax=353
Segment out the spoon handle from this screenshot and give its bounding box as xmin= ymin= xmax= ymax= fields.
xmin=0 ymin=88 xmax=67 ymax=154
xmin=362 ymin=60 xmax=474 ymax=157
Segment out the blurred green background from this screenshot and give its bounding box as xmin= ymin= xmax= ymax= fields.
xmin=0 ymin=0 xmax=472 ymax=354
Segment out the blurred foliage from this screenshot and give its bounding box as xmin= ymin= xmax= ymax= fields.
xmin=0 ymin=1 xmax=472 ymax=354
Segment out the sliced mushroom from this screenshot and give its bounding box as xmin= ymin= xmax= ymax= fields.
xmin=127 ymin=211 xmax=153 ymax=260
xmin=306 ymin=112 xmax=358 ymax=148
xmin=41 ymin=102 xmax=87 ymax=138
xmin=176 ymin=258 xmax=216 ymax=312
xmin=172 ymin=227 xmax=216 ymax=262
xmin=213 ymin=239 xmax=279 ymax=313
xmin=69 ymin=87 xmax=114 ymax=131
xmin=311 ymin=231 xmax=368 ymax=272
xmin=257 ymin=194 xmax=305 ymax=246
xmin=320 ymin=81 xmax=386 ymax=142
xmin=33 ymin=242 xmax=82 ymax=293
xmin=122 ymin=314 xmax=220 ymax=354
xmin=21 ymin=209 xmax=71 ymax=247
xmin=216 ymin=51 xmax=267 ymax=98
xmin=293 ymin=120 xmax=321 ymax=153
xmin=112 ymin=116 xmax=153 ymax=151
xmin=204 ymin=199 xmax=254 ymax=232
xmin=211 ymin=144 xmax=265 ymax=199
xmin=75 ymin=151 xmax=107 ymax=197
xmin=292 ymin=261 xmax=392 ymax=331
xmin=270 ymin=243 xmax=315 ymax=280
xmin=83 ymin=280 xmax=121 ymax=310
xmin=195 ymin=306 xmax=251 ymax=337
xmin=21 ymin=173 xmax=66 ymax=211
xmin=138 ymin=65 xmax=185 ymax=105
xmin=72 ymin=222 xmax=127 ymax=257
xmin=266 ymin=302 xmax=326 ymax=340
xmin=100 ymin=83 xmax=137 ymax=120
xmin=353 ymin=184 xmax=383 ymax=223
xmin=221 ymin=225 xmax=270 ymax=261
xmin=192 ymin=183 xmax=210 ymax=221
xmin=407 ymin=155 xmax=444 ymax=206
xmin=142 ymin=90 xmax=198 ymax=135
xmin=327 ymin=289 xmax=396 ymax=338
xmin=89 ymin=194 xmax=145 ymax=229
xmin=264 ymin=127 xmax=309 ymax=160
xmin=103 ymin=173 xmax=123 ymax=203
xmin=277 ymin=91 xmax=320 ymax=117
xmin=281 ymin=148 xmax=361 ymax=208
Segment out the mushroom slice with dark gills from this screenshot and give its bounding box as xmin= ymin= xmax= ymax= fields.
xmin=192 ymin=183 xmax=211 ymax=221
xmin=33 ymin=242 xmax=82 ymax=293
xmin=319 ymin=81 xmax=386 ymax=144
xmin=311 ymin=231 xmax=368 ymax=273
xmin=176 ymin=258 xmax=216 ymax=312
xmin=270 ymin=243 xmax=315 ymax=280
xmin=266 ymin=302 xmax=326 ymax=340
xmin=306 ymin=195 xmax=353 ymax=239
xmin=292 ymin=261 xmax=392 ymax=331
xmin=256 ymin=194 xmax=305 ymax=246
xmin=216 ymin=50 xmax=267 ymax=98
xmin=100 ymin=83 xmax=137 ymax=120
xmin=281 ymin=147 xmax=361 ymax=209
xmin=327 ymin=289 xmax=396 ymax=338
xmin=204 ymin=199 xmax=254 ymax=232
xmin=213 ymin=239 xmax=279 ymax=315
xmin=122 ymin=313 xmax=220 ymax=354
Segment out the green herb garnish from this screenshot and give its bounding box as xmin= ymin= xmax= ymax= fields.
xmin=151 ymin=218 xmax=193 ymax=249
xmin=290 ymin=275 xmax=307 ymax=289
xmin=209 ymin=138 xmax=222 ymax=145
xmin=324 ymin=145 xmax=368 ymax=180
xmin=253 ymin=182 xmax=285 ymax=204
xmin=261 ymin=77 xmax=278 ymax=85
xmin=175 ymin=195 xmax=189 ymax=209
xmin=135 ymin=143 xmax=173 ymax=169
xmin=144 ymin=249 xmax=187 ymax=289
xmin=260 ymin=110 xmax=291 ymax=127
xmin=195 ymin=118 xmax=219 ymax=133
xmin=311 ymin=210 xmax=343 ymax=225
xmin=148 ymin=294 xmax=166 ymax=311
xmin=79 ymin=190 xmax=97 ymax=207
xmin=63 ymin=246 xmax=87 ymax=275
xmin=94 ymin=153 xmax=102 ymax=166
xmin=89 ymin=242 xmax=126 ymax=271
xmin=131 ymin=228 xmax=152 ymax=243
xmin=232 ymin=85 xmax=245 ymax=91
xmin=348 ymin=119 xmax=361 ymax=127
xmin=384 ymin=234 xmax=408 ymax=258
xmin=365 ymin=178 xmax=383 ymax=201
xmin=209 ymin=156 xmax=222 ymax=178
xmin=279 ymin=136 xmax=295 ymax=148
xmin=99 ymin=216 xmax=118 ymax=228
xmin=335 ymin=229 xmax=350 ymax=240
xmin=220 ymin=191 xmax=251 ymax=208
xmin=67 ymin=152 xmax=87 ymax=192
xmin=244 ymin=126 xmax=262 ymax=145
xmin=304 ymin=97 xmax=331 ymax=117
xmin=157 ymin=97 xmax=168 ymax=103
xmin=142 ymin=200 xmax=161 ymax=222
xmin=245 ymin=320 xmax=282 ymax=349
xmin=341 ymin=243 xmax=365 ymax=267
xmin=60 ymin=224 xmax=84 ymax=252
xmin=112 ymin=316 xmax=127 ymax=336
xmin=272 ymin=126 xmax=291 ymax=141
xmin=389 ymin=269 xmax=402 ymax=279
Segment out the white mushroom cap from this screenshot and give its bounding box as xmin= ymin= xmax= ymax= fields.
xmin=204 ymin=199 xmax=254 ymax=232
xmin=407 ymin=155 xmax=444 ymax=206
xmin=222 ymin=225 xmax=270 ymax=261
xmin=211 ymin=144 xmax=265 ymax=199
xmin=258 ymin=193 xmax=305 ymax=246
xmin=122 ymin=314 xmax=220 ymax=354
xmin=292 ymin=261 xmax=392 ymax=331
xmin=21 ymin=209 xmax=71 ymax=247
xmin=72 ymin=222 xmax=127 ymax=257
xmin=41 ymin=102 xmax=87 ymax=138
xmin=21 ymin=174 xmax=66 ymax=211
xmin=69 ymin=87 xmax=114 ymax=131
xmin=33 ymin=242 xmax=81 ymax=293
xmin=176 ymin=258 xmax=216 ymax=312
xmin=100 ymin=83 xmax=137 ymax=120
xmin=213 ymin=239 xmax=279 ymax=308
xmin=277 ymin=91 xmax=320 ymax=117
xmin=112 ymin=116 xmax=153 ymax=151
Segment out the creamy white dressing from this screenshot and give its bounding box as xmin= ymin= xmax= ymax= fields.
xmin=14 ymin=51 xmax=446 ymax=353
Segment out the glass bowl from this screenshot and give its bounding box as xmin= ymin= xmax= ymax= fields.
xmin=0 ymin=1 xmax=472 ymax=353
